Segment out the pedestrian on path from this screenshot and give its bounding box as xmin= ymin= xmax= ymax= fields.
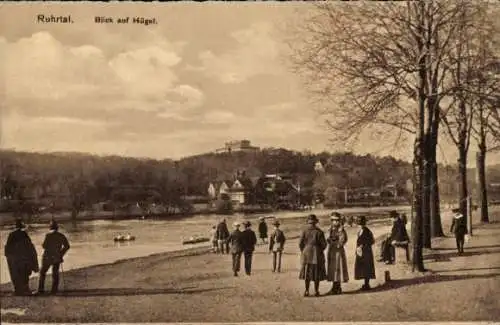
xmin=299 ymin=214 xmax=327 ymax=297
xmin=241 ymin=221 xmax=257 ymax=275
xmin=37 ymin=219 xmax=70 ymax=295
xmin=269 ymin=219 xmax=286 ymax=273
xmin=227 ymin=222 xmax=243 ymax=277
xmin=210 ymin=225 xmax=218 ymax=253
xmin=216 ymin=219 xmax=230 ymax=254
xmin=258 ymin=217 xmax=268 ymax=244
xmin=4 ymin=219 xmax=39 ymax=296
xmin=450 ymin=208 xmax=468 ymax=255
xmin=326 ymin=212 xmax=349 ymax=295
xmin=354 ymin=215 xmax=376 ymax=291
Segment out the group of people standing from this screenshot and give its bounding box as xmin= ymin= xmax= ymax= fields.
xmin=211 ymin=211 xmax=378 ymax=297
xmin=211 ymin=216 xmax=286 ymax=275
xmin=298 ymin=213 xmax=375 ymax=297
xmin=4 ymin=219 xmax=70 ymax=296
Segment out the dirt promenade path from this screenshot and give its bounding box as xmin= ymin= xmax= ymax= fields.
xmin=1 ymin=211 xmax=499 ymax=322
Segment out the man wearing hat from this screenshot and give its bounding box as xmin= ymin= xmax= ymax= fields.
xmin=258 ymin=216 xmax=268 ymax=244
xmin=37 ymin=219 xmax=70 ymax=295
xmin=241 ymin=221 xmax=257 ymax=275
xmin=269 ymin=219 xmax=286 ymax=273
xmin=326 ymin=212 xmax=349 ymax=295
xmin=354 ymin=215 xmax=376 ymax=290
xmin=227 ymin=222 xmax=244 ymax=276
xmin=299 ymin=214 xmax=327 ymax=297
xmin=450 ymin=208 xmax=468 ymax=255
xmin=4 ymin=219 xmax=39 ymax=296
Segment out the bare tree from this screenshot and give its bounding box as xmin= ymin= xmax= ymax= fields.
xmin=440 ymin=2 xmax=500 ymax=224
xmin=288 ymin=1 xmax=476 ymax=270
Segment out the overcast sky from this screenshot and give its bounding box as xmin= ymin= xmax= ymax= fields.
xmin=1 ymin=3 xmax=498 ymax=166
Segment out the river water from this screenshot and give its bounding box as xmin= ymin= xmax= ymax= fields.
xmin=0 ymin=205 xmax=411 ymax=285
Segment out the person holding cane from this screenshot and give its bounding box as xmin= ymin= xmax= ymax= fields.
xmin=37 ymin=219 xmax=70 ymax=295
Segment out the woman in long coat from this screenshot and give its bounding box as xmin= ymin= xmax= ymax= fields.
xmin=326 ymin=212 xmax=349 ymax=295
xmin=299 ymin=214 xmax=327 ymax=297
xmin=354 ymin=215 xmax=376 ymax=290
xmin=4 ymin=219 xmax=39 ymax=296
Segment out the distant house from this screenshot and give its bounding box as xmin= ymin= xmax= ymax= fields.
xmin=255 ymin=174 xmax=300 ymax=208
xmin=314 ymin=161 xmax=325 ymax=174
xmin=207 ymin=173 xmax=255 ymax=205
xmin=215 ymin=140 xmax=260 ymax=154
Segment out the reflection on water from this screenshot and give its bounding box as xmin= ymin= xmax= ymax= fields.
xmin=0 ymin=206 xmax=411 ymax=285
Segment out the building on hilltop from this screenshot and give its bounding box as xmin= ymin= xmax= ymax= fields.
xmin=215 ymin=140 xmax=260 ymax=154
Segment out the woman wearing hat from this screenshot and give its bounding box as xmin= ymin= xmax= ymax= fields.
xmin=4 ymin=219 xmax=39 ymax=296
xmin=326 ymin=212 xmax=349 ymax=295
xmin=354 ymin=215 xmax=376 ymax=290
xmin=299 ymin=214 xmax=327 ymax=297
xmin=269 ymin=219 xmax=286 ymax=273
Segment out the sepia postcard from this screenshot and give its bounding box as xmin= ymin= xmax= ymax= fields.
xmin=0 ymin=1 xmax=499 ymax=324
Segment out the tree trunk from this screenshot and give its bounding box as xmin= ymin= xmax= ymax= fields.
xmin=412 ymin=138 xmax=426 ymax=272
xmin=458 ymin=148 xmax=468 ymax=226
xmin=476 ymin=149 xmax=489 ymax=223
xmin=422 ymin=139 xmax=432 ymax=248
xmin=428 ymin=137 xmax=445 ymax=237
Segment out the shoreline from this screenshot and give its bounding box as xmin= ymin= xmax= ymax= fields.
xmin=0 ymin=217 xmax=393 ymax=288
xmin=0 ymin=204 xmax=412 ymax=227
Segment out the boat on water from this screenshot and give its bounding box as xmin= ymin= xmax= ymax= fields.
xmin=182 ymin=236 xmax=210 ymax=245
xmin=114 ymin=234 xmax=136 ymax=242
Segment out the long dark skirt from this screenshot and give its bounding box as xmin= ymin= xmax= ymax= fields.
xmin=299 ymin=263 xmax=326 ymax=282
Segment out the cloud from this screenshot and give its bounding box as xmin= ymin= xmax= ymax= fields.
xmin=3 ymin=31 xmax=206 ymax=132
xmin=194 ymin=22 xmax=284 ymax=84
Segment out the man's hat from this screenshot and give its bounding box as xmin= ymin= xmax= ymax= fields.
xmin=233 ymin=221 xmax=241 ymax=227
xmin=259 ymin=216 xmax=265 ymax=220
xmin=49 ymin=219 xmax=59 ymax=230
xmin=356 ymin=215 xmax=367 ymax=226
xmin=330 ymin=212 xmax=341 ymax=220
xmin=273 ymin=219 xmax=281 ymax=226
xmin=389 ymin=210 xmax=399 ymax=218
xmin=15 ymin=219 xmax=25 ymax=229
xmin=451 ymin=208 xmax=460 ymax=213
xmin=243 ymin=221 xmax=251 ymax=227
xmin=307 ymin=214 xmax=319 ymax=224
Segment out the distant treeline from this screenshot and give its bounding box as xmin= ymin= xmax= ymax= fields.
xmin=1 ymin=148 xmax=500 ymax=217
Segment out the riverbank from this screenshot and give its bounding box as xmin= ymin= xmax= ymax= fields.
xmin=0 ymin=204 xmax=412 ymax=227
xmin=1 ymin=209 xmax=498 ymax=322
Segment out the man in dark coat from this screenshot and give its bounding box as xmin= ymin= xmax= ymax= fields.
xmin=241 ymin=221 xmax=257 ymax=275
xmin=258 ymin=216 xmax=268 ymax=244
xmin=269 ymin=219 xmax=286 ymax=273
xmin=216 ymin=219 xmax=230 ymax=254
xmin=354 ymin=215 xmax=376 ymax=290
xmin=37 ymin=220 xmax=70 ymax=295
xmin=227 ymin=222 xmax=243 ymax=276
xmin=4 ymin=219 xmax=39 ymax=296
xmin=450 ymin=208 xmax=468 ymax=255
xmin=299 ymin=214 xmax=327 ymax=297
